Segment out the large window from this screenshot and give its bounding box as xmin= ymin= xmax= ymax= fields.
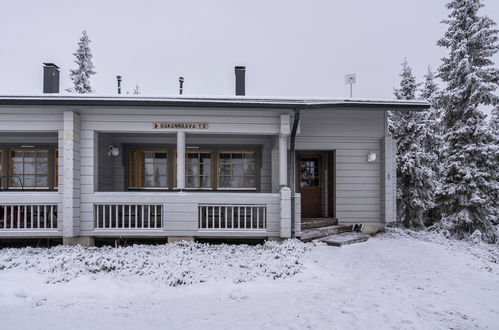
xmin=186 ymin=151 xmax=212 ymax=189
xmin=127 ymin=148 xmax=258 ymax=190
xmin=9 ymin=149 xmax=49 ymax=188
xmin=128 ymin=149 xmax=168 ymax=189
xmin=217 ymin=151 xmax=256 ymax=189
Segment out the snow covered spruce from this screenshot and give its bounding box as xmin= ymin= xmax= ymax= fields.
xmin=0 ymin=240 xmax=317 ymax=286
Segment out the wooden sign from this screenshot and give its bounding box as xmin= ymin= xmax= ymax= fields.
xmin=153 ymin=122 xmax=209 ymax=129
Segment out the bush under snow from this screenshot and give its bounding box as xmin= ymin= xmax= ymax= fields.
xmin=0 ymin=239 xmax=316 ymax=286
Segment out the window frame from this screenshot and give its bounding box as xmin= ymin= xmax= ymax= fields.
xmin=127 ymin=148 xmax=170 ymax=190
xmin=0 ymin=145 xmax=58 ymax=191
xmin=216 ymin=150 xmax=258 ymax=191
xmin=174 ymin=150 xmax=214 ymax=190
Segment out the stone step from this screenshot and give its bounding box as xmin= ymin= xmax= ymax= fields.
xmin=319 ymin=232 xmax=370 ymax=247
xmin=300 ymin=224 xmax=352 ymax=241
xmin=301 ymin=218 xmax=338 ymax=230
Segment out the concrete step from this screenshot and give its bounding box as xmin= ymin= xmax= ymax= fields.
xmin=300 ymin=224 xmax=352 ymax=241
xmin=319 ymin=232 xmax=370 ymax=247
xmin=301 ymin=218 xmax=338 ymax=230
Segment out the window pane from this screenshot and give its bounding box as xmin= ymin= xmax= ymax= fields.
xmin=219 ymin=176 xmax=230 ymax=188
xmin=187 ymin=176 xmax=199 ymax=188
xmin=36 ymin=176 xmax=48 ymax=187
xmin=243 ymin=160 xmax=255 ymax=175
xmin=37 ymin=162 xmax=48 ymax=175
xmin=155 ymin=176 xmax=167 ymax=187
xmin=36 ymin=151 xmax=48 ymax=159
xmin=244 ymin=176 xmax=255 ymax=188
xmin=202 ymin=176 xmax=211 ymax=187
xmin=12 ymin=163 xmax=23 ymax=175
xmin=24 ymin=151 xmax=36 ymax=162
xmin=24 ymin=163 xmax=36 ymax=174
xmin=231 ymin=176 xmax=242 ymax=188
xmin=23 ymin=176 xmax=36 ymax=187
xmin=144 ymin=163 xmax=154 ymax=175
xmin=219 ymin=164 xmax=231 ymax=175
xmin=156 ymin=161 xmax=167 ymax=174
xmin=143 ymin=176 xmax=154 ymax=187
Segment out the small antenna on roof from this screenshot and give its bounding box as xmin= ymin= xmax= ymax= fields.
xmin=345 ymin=73 xmax=356 ymax=98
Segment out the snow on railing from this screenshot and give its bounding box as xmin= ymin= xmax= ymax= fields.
xmin=0 ymin=204 xmax=58 ymax=230
xmin=198 ymin=204 xmax=266 ymax=230
xmin=94 ymin=204 xmax=163 ymax=230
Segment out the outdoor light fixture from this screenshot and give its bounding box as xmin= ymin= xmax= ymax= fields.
xmin=367 ymin=152 xmax=377 ymax=163
xmin=108 ymin=145 xmax=120 ymax=157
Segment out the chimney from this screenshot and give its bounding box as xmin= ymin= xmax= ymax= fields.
xmin=235 ymin=66 xmax=245 ymax=96
xmin=43 ymin=63 xmax=60 ymax=93
xmin=117 ymin=75 xmax=122 ymax=94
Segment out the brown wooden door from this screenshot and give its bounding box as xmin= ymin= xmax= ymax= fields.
xmin=297 ymin=155 xmax=323 ymax=218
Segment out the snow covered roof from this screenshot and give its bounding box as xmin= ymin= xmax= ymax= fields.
xmin=0 ymin=94 xmax=430 ymax=111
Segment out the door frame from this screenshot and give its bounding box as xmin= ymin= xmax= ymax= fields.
xmin=295 ymin=150 xmax=336 ymax=218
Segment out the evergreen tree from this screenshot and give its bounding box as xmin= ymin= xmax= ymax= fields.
xmin=390 ymin=59 xmax=438 ymax=228
xmin=489 ymin=106 xmax=499 ymax=224
xmin=67 ymin=31 xmax=96 ymax=94
xmin=436 ymin=0 xmax=499 ymax=243
xmin=419 ymin=67 xmax=445 ymax=224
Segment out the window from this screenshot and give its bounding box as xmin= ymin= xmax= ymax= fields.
xmin=9 ymin=149 xmax=49 ymax=188
xmin=218 ymin=151 xmax=256 ymax=189
xmin=128 ymin=149 xmax=168 ymax=188
xmin=186 ymin=151 xmax=212 ymax=189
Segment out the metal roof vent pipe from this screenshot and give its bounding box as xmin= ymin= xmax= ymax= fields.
xmin=179 ymin=76 xmax=184 ymax=95
xmin=43 ymin=63 xmax=60 ymax=93
xmin=116 ymin=75 xmax=122 ymax=94
xmin=235 ymin=66 xmax=245 ymax=96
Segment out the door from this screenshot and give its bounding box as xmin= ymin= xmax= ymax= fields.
xmin=297 ymin=154 xmax=323 ymax=218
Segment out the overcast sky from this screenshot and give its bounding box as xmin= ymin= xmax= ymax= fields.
xmin=1 ymin=0 xmax=498 ymax=101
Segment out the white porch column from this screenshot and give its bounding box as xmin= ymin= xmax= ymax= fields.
xmin=62 ymin=111 xmax=81 ymax=238
xmin=280 ymin=187 xmax=292 ymax=238
xmin=279 ymin=113 xmax=292 ymax=238
xmin=279 ymin=134 xmax=288 ymax=187
xmin=176 ymin=131 xmax=186 ymax=190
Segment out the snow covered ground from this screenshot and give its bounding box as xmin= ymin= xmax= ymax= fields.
xmin=0 ymin=229 xmax=498 ymax=330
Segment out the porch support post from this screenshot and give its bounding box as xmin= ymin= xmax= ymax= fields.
xmin=176 ymin=131 xmax=186 ymax=190
xmin=280 ymin=187 xmax=292 ymax=238
xmin=62 ymin=111 xmax=81 ymax=238
xmin=279 ymin=114 xmax=291 ymax=238
xmin=279 ymin=135 xmax=288 ymax=187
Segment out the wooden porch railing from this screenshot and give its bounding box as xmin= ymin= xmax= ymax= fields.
xmin=94 ymin=204 xmax=163 ymax=229
xmin=0 ymin=204 xmax=58 ymax=230
xmin=198 ymin=204 xmax=267 ymax=230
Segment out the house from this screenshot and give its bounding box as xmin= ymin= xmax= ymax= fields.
xmin=0 ymin=64 xmax=429 ymax=245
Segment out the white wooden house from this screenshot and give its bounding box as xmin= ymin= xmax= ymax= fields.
xmin=0 ymin=65 xmax=429 ymax=245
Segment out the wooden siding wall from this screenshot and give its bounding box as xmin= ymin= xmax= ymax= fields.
xmin=295 ymin=109 xmax=385 ymax=224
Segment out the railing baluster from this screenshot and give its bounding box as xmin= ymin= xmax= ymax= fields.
xmin=30 ymin=205 xmax=33 ymax=229
xmin=50 ymin=205 xmax=53 ymax=229
xmin=122 ymin=204 xmax=125 ymax=229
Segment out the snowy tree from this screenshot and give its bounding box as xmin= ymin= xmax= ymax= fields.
xmin=488 ymin=106 xmax=499 ymax=224
xmin=133 ymin=84 xmax=140 ymax=95
xmin=419 ymin=67 xmax=445 ymax=224
xmin=390 ymin=59 xmax=438 ymax=228
xmin=66 ymin=31 xmax=96 ymax=94
xmin=436 ymin=0 xmax=499 ymax=243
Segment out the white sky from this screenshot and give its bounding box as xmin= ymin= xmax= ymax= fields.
xmin=0 ymin=0 xmax=498 ymax=101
